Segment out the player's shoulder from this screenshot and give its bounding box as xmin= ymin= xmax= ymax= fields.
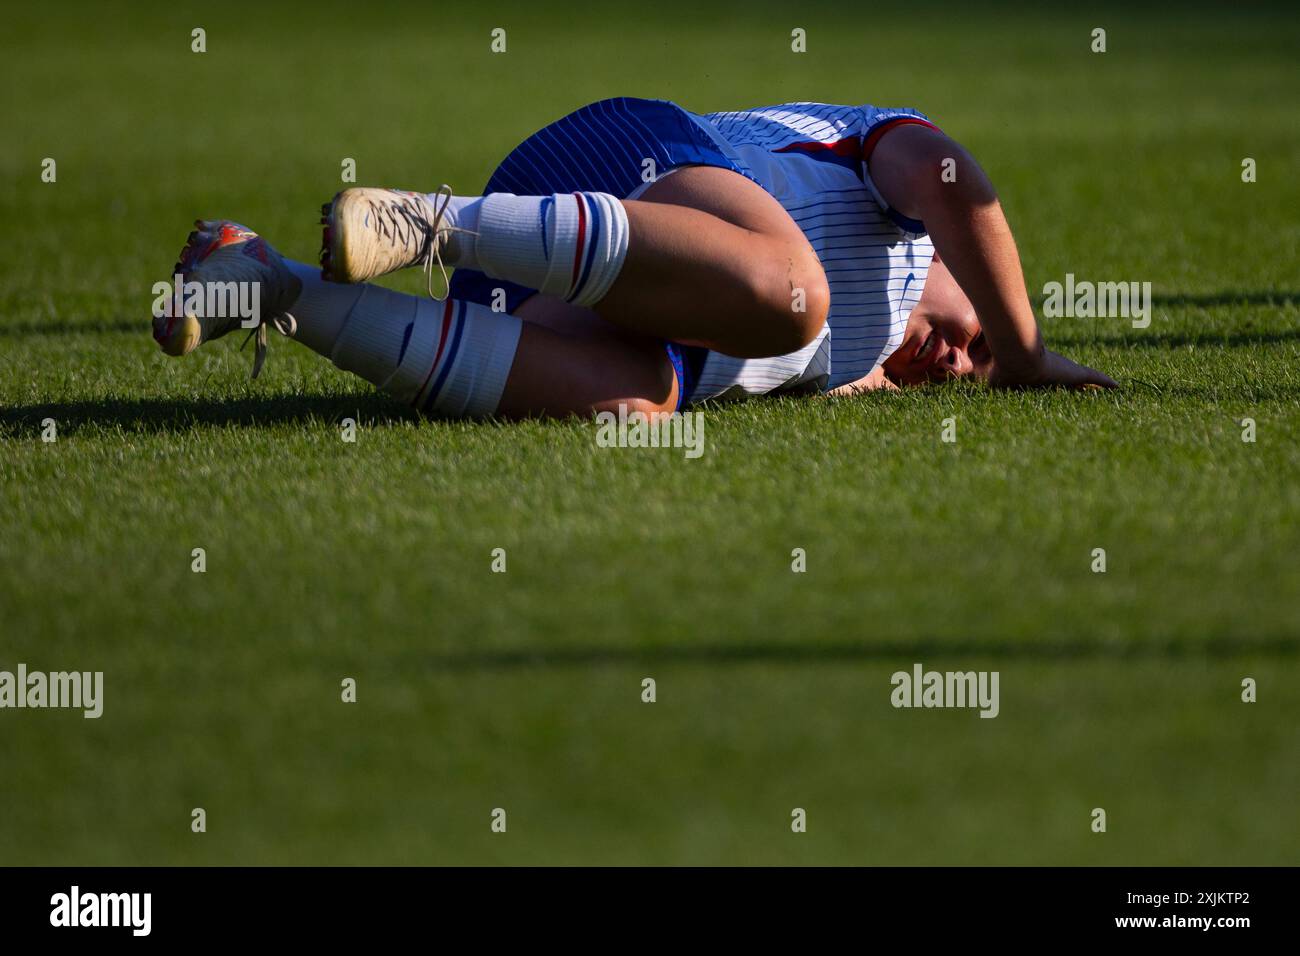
xmin=704 ymin=101 xmax=937 ymax=143
xmin=706 ymin=101 xmax=860 ymax=130
xmin=857 ymin=104 xmax=939 ymax=136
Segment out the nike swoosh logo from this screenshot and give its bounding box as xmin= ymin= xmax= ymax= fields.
xmin=897 ymin=272 xmax=916 ymax=323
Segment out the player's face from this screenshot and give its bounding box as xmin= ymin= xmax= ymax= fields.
xmin=882 ymin=256 xmax=993 ymax=386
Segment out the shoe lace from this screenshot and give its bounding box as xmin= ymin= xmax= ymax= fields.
xmin=421 ymin=185 xmax=455 ymax=301
xmin=240 ymin=311 xmax=298 ymax=379
xmin=366 ymin=185 xmax=477 ymax=301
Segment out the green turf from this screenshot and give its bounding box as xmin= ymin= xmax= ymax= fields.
xmin=1 ymin=0 xmax=1298 ymax=865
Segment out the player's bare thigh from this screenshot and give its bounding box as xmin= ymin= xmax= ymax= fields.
xmin=496 ymin=165 xmax=821 ymax=421
xmin=499 ymin=165 xmax=814 ymax=418
xmin=603 ymin=164 xmax=829 ymax=355
xmin=638 ymin=164 xmax=806 ymax=237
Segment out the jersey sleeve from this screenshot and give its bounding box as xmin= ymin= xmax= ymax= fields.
xmin=858 ymin=106 xmax=942 ymax=240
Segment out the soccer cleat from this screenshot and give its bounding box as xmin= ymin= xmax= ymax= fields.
xmin=320 ymin=186 xmax=455 ymax=295
xmin=152 ymin=220 xmax=302 ymax=378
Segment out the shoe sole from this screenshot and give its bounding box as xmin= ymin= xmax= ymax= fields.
xmin=155 ymin=313 xmax=203 ymax=356
xmin=320 ymin=189 xmax=375 ymax=284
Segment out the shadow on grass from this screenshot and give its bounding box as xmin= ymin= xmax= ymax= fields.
xmin=0 ymin=319 xmax=141 ymax=337
xmin=1029 ymin=290 xmax=1300 ymax=311
xmin=415 ymin=635 xmax=1300 ymax=672
xmin=1148 ymin=291 xmax=1300 ymax=308
xmin=1051 ymin=328 xmax=1300 ymax=350
xmin=0 ymin=392 xmax=423 ymax=436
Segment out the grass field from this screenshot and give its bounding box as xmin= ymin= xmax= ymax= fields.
xmin=1 ymin=0 xmax=1298 ymax=865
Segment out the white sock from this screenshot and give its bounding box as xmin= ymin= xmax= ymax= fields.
xmin=437 ymin=192 xmax=629 ymax=308
xmin=285 ymin=260 xmax=521 ymax=417
xmin=429 ymin=194 xmax=482 ymax=269
xmin=284 ymin=260 xmax=365 ymax=355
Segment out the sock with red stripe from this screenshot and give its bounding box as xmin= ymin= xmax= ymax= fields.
xmin=365 ymin=294 xmax=521 ymax=417
xmin=283 ymin=260 xmax=521 ymax=417
xmin=452 ymin=192 xmax=629 ymax=308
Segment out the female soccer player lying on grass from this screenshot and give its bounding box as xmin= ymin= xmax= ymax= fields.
xmin=152 ymin=97 xmax=1115 ymax=415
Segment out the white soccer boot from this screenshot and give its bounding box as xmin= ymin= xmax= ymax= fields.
xmin=320 ymin=186 xmax=457 ymax=292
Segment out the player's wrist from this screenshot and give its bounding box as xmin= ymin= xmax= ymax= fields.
xmin=988 ymin=341 xmax=1048 ymax=386
xmin=986 ymin=326 xmax=1045 ymax=378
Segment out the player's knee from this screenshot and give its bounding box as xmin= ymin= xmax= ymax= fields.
xmin=793 ymin=261 xmax=831 ymax=345
xmin=746 ymin=245 xmax=828 ymax=354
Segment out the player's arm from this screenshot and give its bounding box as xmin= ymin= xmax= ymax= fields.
xmin=868 ymin=124 xmax=1115 ymax=389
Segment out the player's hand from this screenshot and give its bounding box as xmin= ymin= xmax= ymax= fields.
xmin=989 ymin=348 xmax=1117 ymax=390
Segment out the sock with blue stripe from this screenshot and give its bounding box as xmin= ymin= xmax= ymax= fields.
xmin=452 ymin=192 xmax=629 ymax=308
xmin=284 ymin=260 xmax=521 ymax=417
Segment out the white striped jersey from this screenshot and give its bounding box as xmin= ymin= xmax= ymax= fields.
xmin=684 ymin=102 xmax=939 ymax=402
